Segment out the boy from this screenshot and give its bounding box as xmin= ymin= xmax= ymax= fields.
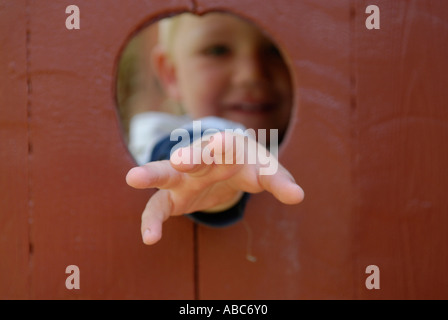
xmin=125 ymin=12 xmax=304 ymax=245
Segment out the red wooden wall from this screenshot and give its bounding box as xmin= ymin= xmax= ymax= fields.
xmin=1 ymin=0 xmax=447 ymax=299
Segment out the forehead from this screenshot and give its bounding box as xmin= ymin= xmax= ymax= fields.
xmin=175 ymin=12 xmax=264 ymax=43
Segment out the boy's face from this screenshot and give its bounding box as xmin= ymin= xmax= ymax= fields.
xmin=164 ymin=13 xmax=293 ymax=139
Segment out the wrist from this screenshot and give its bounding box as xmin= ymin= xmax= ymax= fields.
xmin=203 ymin=191 xmax=244 ymax=213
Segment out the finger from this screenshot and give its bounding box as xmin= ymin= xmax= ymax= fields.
xmin=206 ymin=131 xmax=247 ymax=165
xmin=140 ymin=189 xmax=173 ymax=245
xmin=170 ymin=145 xmax=214 ymax=177
xmin=126 ymin=160 xmax=182 ymax=189
xmin=258 ymin=167 xmax=305 ymax=205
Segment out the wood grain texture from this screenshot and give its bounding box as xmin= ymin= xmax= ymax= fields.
xmin=353 ymin=0 xmax=448 ymax=299
xmin=2 ymin=0 xmax=196 ymax=299
xmin=0 ymin=0 xmax=447 ymax=299
xmin=195 ymin=0 xmax=354 ymax=299
xmin=0 ymin=0 xmax=30 ymax=299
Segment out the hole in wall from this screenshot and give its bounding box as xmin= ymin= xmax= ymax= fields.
xmin=116 ymin=11 xmax=295 ymax=165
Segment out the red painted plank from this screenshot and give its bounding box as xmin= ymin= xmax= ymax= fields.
xmin=26 ymin=0 xmax=195 ymax=299
xmin=0 ymin=0 xmax=30 ymax=299
xmin=3 ymin=0 xmax=447 ymax=300
xmin=194 ymin=0 xmax=355 ymax=299
xmin=353 ymin=0 xmax=448 ymax=299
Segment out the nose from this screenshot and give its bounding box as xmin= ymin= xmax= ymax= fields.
xmin=233 ymin=51 xmax=269 ymax=89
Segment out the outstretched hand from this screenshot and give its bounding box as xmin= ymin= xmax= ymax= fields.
xmin=126 ymin=131 xmax=304 ymax=245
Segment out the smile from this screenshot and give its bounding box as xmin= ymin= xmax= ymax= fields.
xmin=227 ymin=102 xmax=275 ymax=113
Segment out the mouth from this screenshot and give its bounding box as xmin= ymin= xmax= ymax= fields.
xmin=225 ymin=102 xmax=275 ymax=114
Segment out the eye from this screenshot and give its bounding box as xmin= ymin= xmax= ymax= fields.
xmin=202 ymin=44 xmax=231 ymax=57
xmin=265 ymin=44 xmax=282 ymax=58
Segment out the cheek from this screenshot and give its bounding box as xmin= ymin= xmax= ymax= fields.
xmin=181 ymin=64 xmax=229 ymax=116
xmin=273 ymin=71 xmax=294 ymax=119
xmin=273 ymin=66 xmax=293 ymax=100
xmin=271 ymin=67 xmax=294 ymax=129
xmin=196 ymin=63 xmax=230 ymax=93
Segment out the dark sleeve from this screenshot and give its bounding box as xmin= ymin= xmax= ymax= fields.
xmin=150 ymin=134 xmax=249 ymax=228
xmin=187 ymin=193 xmax=250 ymax=227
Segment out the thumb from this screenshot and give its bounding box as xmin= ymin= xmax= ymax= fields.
xmin=140 ymin=189 xmax=173 ymax=245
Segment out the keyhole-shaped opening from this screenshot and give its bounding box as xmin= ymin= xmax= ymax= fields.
xmin=116 ymin=11 xmax=295 ymax=165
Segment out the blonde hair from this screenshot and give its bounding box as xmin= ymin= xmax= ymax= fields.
xmin=157 ymin=13 xmax=191 ymax=57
